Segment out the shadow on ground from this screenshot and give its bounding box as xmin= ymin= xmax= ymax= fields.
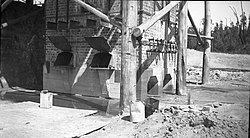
xmin=2 ymin=91 xmax=120 ymax=116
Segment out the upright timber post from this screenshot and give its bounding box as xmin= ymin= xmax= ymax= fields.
xmin=176 ymin=1 xmax=187 ymax=95
xmin=120 ymin=0 xmax=137 ymax=113
xmin=137 ymin=0 xmax=143 ymax=101
xmin=164 ymin=1 xmax=170 ymax=79
xmin=202 ymin=1 xmax=211 ymax=84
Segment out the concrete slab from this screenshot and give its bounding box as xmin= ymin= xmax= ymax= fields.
xmin=0 ymin=101 xmax=111 ymax=138
xmin=0 ymin=91 xmax=121 ymax=138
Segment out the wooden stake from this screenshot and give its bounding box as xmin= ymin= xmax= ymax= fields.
xmin=120 ymin=0 xmax=137 ymax=113
xmin=176 ymin=1 xmax=187 ymax=95
xmin=202 ymin=1 xmax=211 ymax=84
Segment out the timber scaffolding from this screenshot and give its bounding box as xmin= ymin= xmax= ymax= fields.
xmin=38 ymin=0 xmax=212 ymax=113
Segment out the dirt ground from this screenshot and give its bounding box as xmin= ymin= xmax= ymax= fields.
xmin=82 ymin=78 xmax=249 ymax=138
xmin=0 ymin=49 xmax=249 ymax=138
xmin=82 ymin=50 xmax=250 ymax=138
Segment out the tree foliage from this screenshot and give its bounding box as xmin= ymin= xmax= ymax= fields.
xmin=187 ymin=14 xmax=250 ymax=54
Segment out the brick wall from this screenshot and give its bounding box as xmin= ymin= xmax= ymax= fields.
xmin=44 ymin=0 xmax=177 ymax=69
xmin=44 ymin=0 xmax=178 ymax=97
xmin=45 ymin=0 xmax=124 ymax=67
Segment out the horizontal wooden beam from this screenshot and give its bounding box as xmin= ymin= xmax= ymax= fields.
xmin=71 ymin=0 xmax=122 ymax=30
xmin=133 ymin=1 xmax=180 ymax=37
xmin=188 ymin=34 xmax=214 ymax=40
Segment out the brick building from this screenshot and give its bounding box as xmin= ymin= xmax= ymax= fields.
xmin=44 ymin=0 xmax=178 ymax=99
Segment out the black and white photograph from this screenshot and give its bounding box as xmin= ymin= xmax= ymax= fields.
xmin=0 ymin=0 xmax=249 ymax=137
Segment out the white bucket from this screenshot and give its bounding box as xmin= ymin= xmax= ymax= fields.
xmin=40 ymin=90 xmax=53 ymax=108
xmin=130 ymin=101 xmax=145 ymax=123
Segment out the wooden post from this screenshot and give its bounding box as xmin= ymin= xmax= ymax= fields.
xmin=176 ymin=1 xmax=187 ymax=95
xmin=137 ymin=0 xmax=143 ymax=101
xmin=120 ymin=0 xmax=137 ymax=113
xmin=164 ymin=1 xmax=170 ymax=76
xmin=188 ymin=34 xmax=213 ymax=40
xmin=202 ymin=1 xmax=211 ymax=84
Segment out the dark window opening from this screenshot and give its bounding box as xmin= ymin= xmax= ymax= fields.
xmin=58 ymin=21 xmax=68 ymax=30
xmin=69 ymin=20 xmax=82 ymax=29
xmin=86 ymin=19 xmax=97 ymax=27
xmin=90 ymin=53 xmax=112 ymax=68
xmin=47 ymin=22 xmax=57 ymax=30
xmin=54 ymin=52 xmax=73 ymax=66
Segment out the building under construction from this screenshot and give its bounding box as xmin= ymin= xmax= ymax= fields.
xmin=43 ymin=0 xmax=178 ymax=100
xmin=2 ymin=0 xmax=212 ymax=112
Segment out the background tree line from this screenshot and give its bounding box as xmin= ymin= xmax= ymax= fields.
xmin=187 ymin=14 xmax=250 ymax=54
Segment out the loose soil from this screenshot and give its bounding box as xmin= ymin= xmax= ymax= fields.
xmin=83 ymin=49 xmax=250 ymax=138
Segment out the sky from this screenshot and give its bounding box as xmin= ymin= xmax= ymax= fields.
xmin=25 ymin=0 xmax=250 ymax=29
xmin=188 ymin=1 xmax=250 ymax=28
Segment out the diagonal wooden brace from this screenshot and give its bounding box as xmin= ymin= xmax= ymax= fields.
xmin=132 ymin=1 xmax=180 ymax=37
xmin=71 ymin=0 xmax=122 ymax=30
xmin=187 ymin=10 xmax=212 ymax=49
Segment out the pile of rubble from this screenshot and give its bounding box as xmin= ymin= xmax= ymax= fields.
xmin=133 ymin=103 xmax=249 ymax=138
xmin=186 ymin=66 xmax=249 ymax=83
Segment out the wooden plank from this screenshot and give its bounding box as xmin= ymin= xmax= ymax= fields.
xmin=132 ymin=1 xmax=180 ymax=37
xmin=176 ymin=1 xmax=187 ymax=95
xmin=202 ymin=1 xmax=212 ymax=84
xmin=120 ymin=0 xmax=138 ymax=113
xmin=137 ymin=0 xmax=143 ymax=101
xmin=188 ymin=33 xmax=213 ymax=40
